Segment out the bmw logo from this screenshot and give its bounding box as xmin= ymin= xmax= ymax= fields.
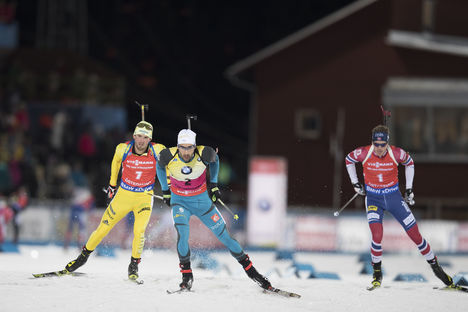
xmin=181 ymin=166 xmax=192 ymax=174
xmin=258 ymin=199 xmax=271 ymax=212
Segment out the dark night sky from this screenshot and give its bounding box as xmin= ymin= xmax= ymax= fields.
xmin=15 ymin=0 xmax=357 ymax=180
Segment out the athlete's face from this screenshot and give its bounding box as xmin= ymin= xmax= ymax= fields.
xmin=178 ymin=144 xmax=196 ymax=162
xmin=373 ymin=140 xmax=387 ymax=157
xmin=133 ymin=134 xmax=151 ymax=154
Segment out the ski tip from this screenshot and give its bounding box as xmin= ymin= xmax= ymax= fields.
xmin=435 ymin=285 xmax=468 ymax=293
xmin=32 ymin=271 xmax=85 ymax=278
xmin=166 ymin=288 xmax=193 ymax=294
xmin=128 ymin=276 xmax=144 ymax=285
xmin=265 ymin=287 xmax=301 ymax=298
xmin=366 ymin=285 xmax=381 ymax=291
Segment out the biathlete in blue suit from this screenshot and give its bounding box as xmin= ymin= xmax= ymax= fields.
xmin=156 ymin=129 xmax=271 ymax=291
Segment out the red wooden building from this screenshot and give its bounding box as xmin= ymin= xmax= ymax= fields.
xmin=227 ymin=0 xmax=468 ymax=219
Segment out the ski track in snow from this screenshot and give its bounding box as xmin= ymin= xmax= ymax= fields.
xmin=1 ymin=245 xmax=467 ymax=312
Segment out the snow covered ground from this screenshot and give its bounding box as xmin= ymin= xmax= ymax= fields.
xmin=1 ymin=245 xmax=467 ymax=312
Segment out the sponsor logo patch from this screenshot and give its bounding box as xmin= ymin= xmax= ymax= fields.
xmin=127 ymin=159 xmax=154 ymax=166
xmin=365 ymin=184 xmax=399 ymax=194
xmin=258 ymin=199 xmax=271 ymax=212
xmin=403 ymin=213 xmax=415 ymax=226
xmin=367 ymin=212 xmax=380 ymax=221
xmin=210 ymin=222 xmax=223 ymax=230
xmin=367 ymin=205 xmax=378 ymax=211
xmin=181 ymin=166 xmax=192 ymax=174
xmin=401 ymin=201 xmax=411 ymax=213
xmin=211 ymin=213 xmax=220 ymax=222
xmin=106 ymin=210 xmax=114 ymax=220
xmin=367 ymin=162 xmax=393 ymax=168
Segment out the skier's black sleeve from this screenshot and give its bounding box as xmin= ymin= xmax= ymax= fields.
xmin=158 ymin=148 xmax=174 ymax=167
xmin=201 ymin=146 xmax=217 ymax=163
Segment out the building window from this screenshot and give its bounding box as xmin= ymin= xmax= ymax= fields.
xmin=383 ymin=78 xmax=468 ymax=162
xmin=295 ymin=109 xmax=321 ymax=139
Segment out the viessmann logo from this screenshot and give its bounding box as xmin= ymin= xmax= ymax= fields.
xmin=367 ymin=162 xmax=393 ymax=168
xmin=127 ymin=160 xmax=153 ymax=166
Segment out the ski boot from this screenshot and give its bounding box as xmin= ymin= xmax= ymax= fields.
xmin=65 ymin=246 xmax=92 ymax=272
xmin=428 ymin=257 xmax=453 ymax=286
xmin=369 ymin=261 xmax=382 ymax=289
xmin=179 ymin=262 xmax=193 ymax=290
xmin=128 ymin=257 xmax=141 ymax=280
xmin=239 ymin=254 xmax=271 ymax=290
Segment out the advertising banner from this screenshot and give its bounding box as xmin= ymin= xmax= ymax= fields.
xmin=247 ymin=157 xmax=287 ymax=247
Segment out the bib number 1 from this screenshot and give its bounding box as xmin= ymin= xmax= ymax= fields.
xmin=377 ymin=173 xmax=383 ymax=182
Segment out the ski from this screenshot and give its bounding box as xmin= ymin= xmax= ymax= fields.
xmin=166 ymin=288 xmax=192 ymax=294
xmin=264 ymin=287 xmax=301 ymax=298
xmin=32 ymin=270 xmax=86 ymax=278
xmin=366 ymin=282 xmax=381 ymax=291
xmin=129 ymin=277 xmax=144 ymax=285
xmin=433 ymin=285 xmax=468 ymax=293
xmin=366 ymin=285 xmax=380 ymax=291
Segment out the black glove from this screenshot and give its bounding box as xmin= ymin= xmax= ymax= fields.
xmin=106 ymin=185 xmax=116 ymax=206
xmin=352 ymin=182 xmax=365 ymax=196
xmin=404 ymin=188 xmax=415 ymax=205
xmin=162 ymin=189 xmax=171 ymax=206
xmin=208 ymin=183 xmax=221 ymax=203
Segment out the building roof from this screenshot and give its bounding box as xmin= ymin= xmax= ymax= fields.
xmin=386 ymin=29 xmax=468 ymax=58
xmin=225 ymin=0 xmax=377 ymax=79
xmin=226 ymin=0 xmax=468 ymax=82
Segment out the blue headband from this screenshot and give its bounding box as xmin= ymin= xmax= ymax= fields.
xmin=372 ymin=132 xmax=388 ymax=142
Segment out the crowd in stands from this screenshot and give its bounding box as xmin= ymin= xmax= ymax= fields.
xmin=0 ymin=59 xmax=127 ymax=209
xmin=0 ymin=0 xmax=17 ymax=49
xmin=0 ymin=0 xmax=16 ymax=25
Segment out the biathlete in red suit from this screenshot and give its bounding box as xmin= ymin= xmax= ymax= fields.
xmin=345 ymin=125 xmax=454 ymax=289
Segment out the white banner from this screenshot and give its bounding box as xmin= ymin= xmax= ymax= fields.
xmin=247 ymin=157 xmax=287 ymax=247
xmin=8 ymin=203 xmax=466 ymax=254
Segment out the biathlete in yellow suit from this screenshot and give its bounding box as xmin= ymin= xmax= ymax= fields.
xmin=64 ymin=121 xmax=165 ymax=280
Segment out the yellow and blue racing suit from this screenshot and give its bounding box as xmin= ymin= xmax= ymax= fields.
xmin=85 ymin=140 xmax=165 ymax=259
xmin=156 ymin=146 xmax=245 ymax=263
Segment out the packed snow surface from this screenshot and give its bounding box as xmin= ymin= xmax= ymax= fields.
xmin=1 ymin=245 xmax=467 ymax=312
